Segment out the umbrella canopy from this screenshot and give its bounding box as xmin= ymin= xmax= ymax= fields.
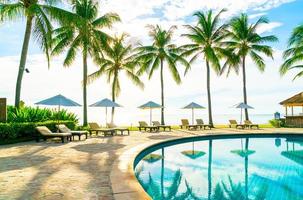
xmin=35 ymin=94 xmax=81 ymax=131
xmin=182 ymin=102 xmax=205 ymax=124
xmin=35 ymin=94 xmax=81 ymax=107
xmin=232 ymin=102 xmax=254 ymax=109
xmin=90 ymin=98 xmax=122 ymax=124
xmin=90 ymin=98 xmax=121 ymax=107
xmin=138 ymin=101 xmax=162 ymax=125
xmin=138 ymin=101 xmax=162 ymax=109
xmin=231 ymin=102 xmax=254 ymax=124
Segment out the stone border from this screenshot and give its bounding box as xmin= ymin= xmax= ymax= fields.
xmin=110 ymin=131 xmax=303 ymax=199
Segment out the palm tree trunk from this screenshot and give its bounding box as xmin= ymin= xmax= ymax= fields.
xmin=111 ymin=74 xmax=117 ymax=124
xmin=160 ymin=59 xmax=165 ymax=125
xmin=242 ymin=56 xmax=249 ymax=121
xmin=15 ymin=16 xmax=33 ymax=108
xmin=206 ymin=61 xmax=214 ymax=127
xmin=82 ymin=48 xmax=88 ymax=126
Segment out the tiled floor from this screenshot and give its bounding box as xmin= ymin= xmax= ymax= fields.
xmin=0 ymin=128 xmax=303 ymax=200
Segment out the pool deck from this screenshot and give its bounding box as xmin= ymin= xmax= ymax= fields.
xmin=1 ymin=128 xmax=303 ymax=200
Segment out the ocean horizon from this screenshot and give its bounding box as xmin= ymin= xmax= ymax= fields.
xmin=55 ymin=107 xmax=277 ymax=126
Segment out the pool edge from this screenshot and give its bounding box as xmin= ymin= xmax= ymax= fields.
xmin=110 ymin=131 xmax=303 ymax=200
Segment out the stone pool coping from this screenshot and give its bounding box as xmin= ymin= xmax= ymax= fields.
xmin=110 ymin=130 xmax=303 ymax=200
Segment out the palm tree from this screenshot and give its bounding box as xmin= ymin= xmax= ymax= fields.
xmin=181 ymin=9 xmax=230 ymax=127
xmin=136 ymin=25 xmax=189 ymax=125
xmin=0 ymin=0 xmax=65 ymax=108
xmin=87 ymin=34 xmax=144 ymax=124
xmin=222 ymin=14 xmax=278 ymax=120
xmin=51 ymin=0 xmax=120 ymax=126
xmin=280 ymin=24 xmax=303 ymax=80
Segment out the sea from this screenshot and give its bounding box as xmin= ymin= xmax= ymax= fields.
xmin=65 ymin=107 xmax=276 ymax=126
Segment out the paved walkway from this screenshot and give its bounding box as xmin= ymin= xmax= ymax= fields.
xmin=0 ymin=128 xmax=303 ymax=200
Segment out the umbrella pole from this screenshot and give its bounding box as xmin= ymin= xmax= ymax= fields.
xmin=105 ymin=107 xmax=108 ymax=125
xmin=240 ymin=108 xmax=243 ymax=124
xmin=150 ymin=108 xmax=152 ymax=126
xmin=192 ymin=108 xmax=194 ymax=125
xmin=57 ymin=104 xmax=60 ymax=133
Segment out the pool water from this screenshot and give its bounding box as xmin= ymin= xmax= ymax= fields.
xmin=134 ymin=135 xmax=303 ymax=200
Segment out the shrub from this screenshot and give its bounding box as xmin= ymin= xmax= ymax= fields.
xmin=269 ymin=119 xmax=285 ymax=128
xmin=7 ymin=106 xmax=79 ymax=123
xmin=0 ymin=120 xmax=77 ymax=144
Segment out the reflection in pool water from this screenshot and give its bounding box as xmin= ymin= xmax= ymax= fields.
xmin=134 ymin=136 xmax=303 ymax=200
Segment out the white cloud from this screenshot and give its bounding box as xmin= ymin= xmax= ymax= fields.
xmin=257 ymin=22 xmax=283 ymax=34
xmin=249 ymin=12 xmax=267 ymax=19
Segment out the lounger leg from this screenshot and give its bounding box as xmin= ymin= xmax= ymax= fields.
xmin=61 ymin=137 xmax=64 ymax=143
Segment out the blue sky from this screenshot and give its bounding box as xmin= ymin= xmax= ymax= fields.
xmin=1 ymin=0 xmax=303 ymax=125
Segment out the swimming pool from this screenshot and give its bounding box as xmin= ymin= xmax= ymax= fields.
xmin=134 ymin=134 xmax=303 ymax=200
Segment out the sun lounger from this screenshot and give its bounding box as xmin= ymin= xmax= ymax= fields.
xmin=88 ymin=122 xmax=116 ymax=136
xmin=180 ymin=119 xmax=199 ymax=130
xmin=138 ymin=121 xmax=159 ymax=132
xmin=152 ymin=121 xmax=171 ymax=131
xmin=244 ymin=120 xmax=259 ymax=129
xmin=36 ymin=126 xmax=72 ymax=143
xmin=229 ymin=120 xmax=245 ymax=129
xmin=57 ymin=124 xmax=88 ymax=140
xmin=107 ymin=123 xmax=130 ymax=135
xmin=196 ymin=119 xmax=212 ymax=130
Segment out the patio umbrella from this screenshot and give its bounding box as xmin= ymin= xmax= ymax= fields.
xmin=90 ymin=98 xmax=121 ymax=124
xmin=232 ymin=102 xmax=254 ymax=124
xmin=138 ymin=101 xmax=162 ymax=125
xmin=182 ymin=102 xmax=205 ymax=124
xmin=181 ymin=141 xmax=206 ymax=159
xmin=35 ymin=94 xmax=81 ymax=126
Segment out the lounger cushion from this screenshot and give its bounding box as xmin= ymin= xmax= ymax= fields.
xmin=36 ymin=126 xmax=71 ymax=137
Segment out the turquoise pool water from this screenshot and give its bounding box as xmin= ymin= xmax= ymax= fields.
xmin=134 ymin=135 xmax=303 ymax=200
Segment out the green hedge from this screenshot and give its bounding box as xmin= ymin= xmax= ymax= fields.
xmin=0 ymin=120 xmax=76 ymax=144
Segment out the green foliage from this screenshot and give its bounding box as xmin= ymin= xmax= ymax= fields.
xmin=7 ymin=106 xmax=78 ymax=123
xmin=136 ymin=25 xmax=189 ymax=83
xmin=222 ymin=13 xmax=278 ymax=75
xmin=269 ymin=119 xmax=285 ymax=128
xmin=0 ymin=120 xmax=76 ymax=144
xmin=280 ymin=24 xmax=303 ymax=80
xmin=87 ymin=34 xmax=144 ymax=98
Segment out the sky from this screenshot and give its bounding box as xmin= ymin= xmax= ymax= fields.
xmin=1 ymin=0 xmax=303 ymax=125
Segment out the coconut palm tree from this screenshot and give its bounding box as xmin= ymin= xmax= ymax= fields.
xmin=87 ymin=34 xmax=144 ymax=124
xmin=51 ymin=0 xmax=120 ymax=126
xmin=222 ymin=14 xmax=278 ymax=120
xmin=181 ymin=9 xmax=230 ymax=127
xmin=0 ymin=0 xmax=67 ymax=108
xmin=280 ymin=24 xmax=303 ymax=80
xmin=136 ymin=25 xmax=189 ymax=125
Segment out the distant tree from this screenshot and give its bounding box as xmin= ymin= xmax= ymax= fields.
xmin=87 ymin=34 xmax=143 ymax=123
xmin=51 ymin=0 xmax=120 ymax=126
xmin=181 ymin=9 xmax=230 ymax=127
xmin=222 ymin=14 xmax=278 ymax=120
xmin=136 ymin=25 xmax=189 ymax=125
